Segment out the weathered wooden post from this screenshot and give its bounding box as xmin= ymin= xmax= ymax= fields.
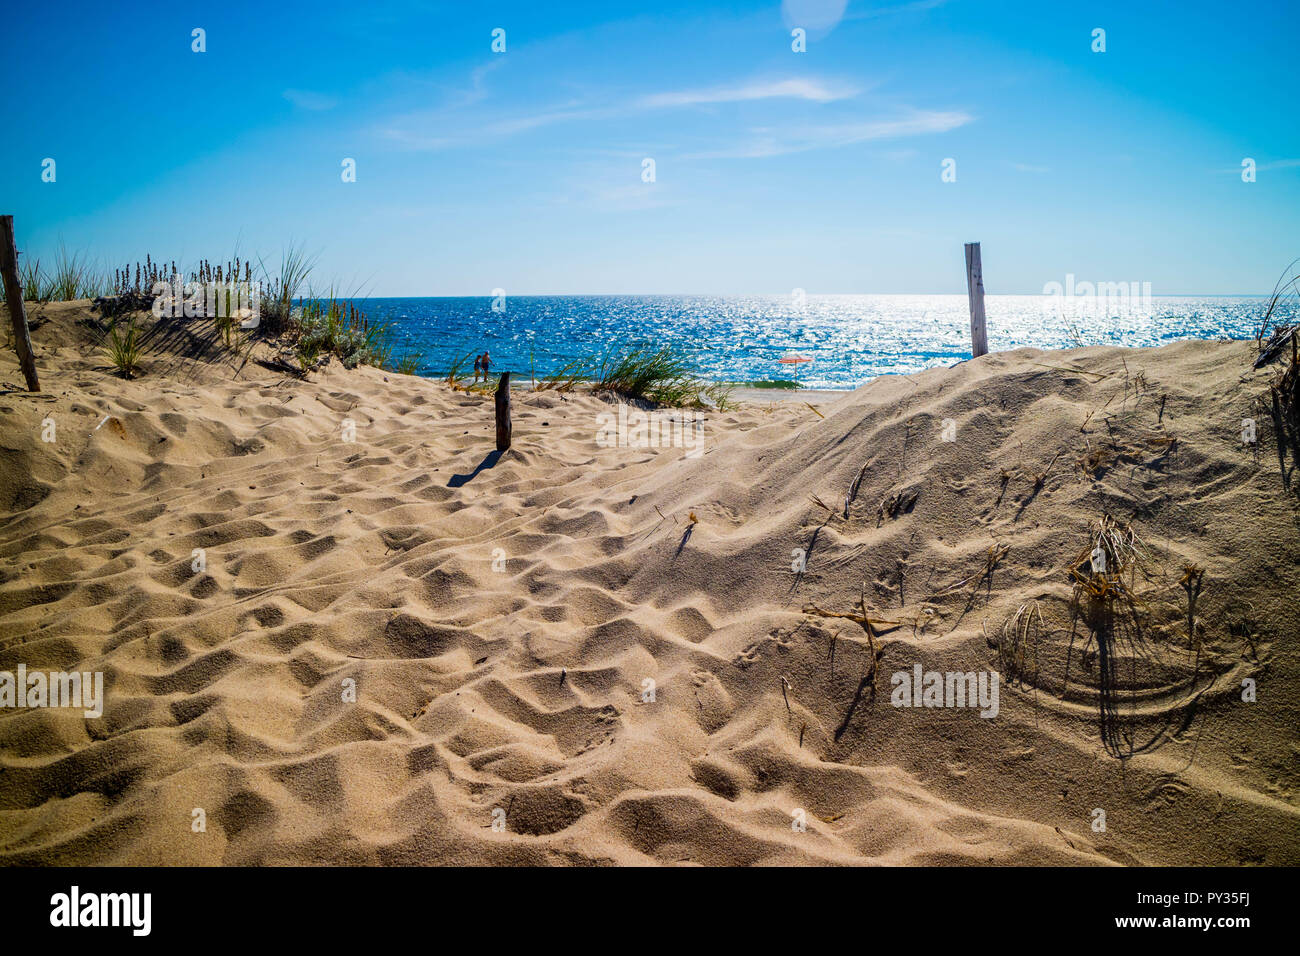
xmin=0 ymin=216 xmax=40 ymax=392
xmin=964 ymin=241 xmax=988 ymax=359
xmin=495 ymin=371 xmax=512 ymax=451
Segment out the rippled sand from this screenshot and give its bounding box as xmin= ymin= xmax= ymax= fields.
xmin=1 ymin=301 xmax=1296 ymax=865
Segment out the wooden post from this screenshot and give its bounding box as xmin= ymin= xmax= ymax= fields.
xmin=495 ymin=371 xmax=512 ymax=451
xmin=964 ymin=241 xmax=988 ymax=359
xmin=0 ymin=216 xmax=40 ymax=392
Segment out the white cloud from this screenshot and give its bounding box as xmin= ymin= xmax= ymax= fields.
xmin=375 ymin=61 xmax=961 ymax=164
xmin=283 ymin=89 xmax=337 ymax=111
xmin=379 ymin=102 xmax=618 ymax=149
xmin=847 ymin=0 xmax=951 ymax=21
xmin=638 ymin=77 xmax=859 ymax=109
xmin=782 ymin=0 xmax=850 ymax=31
xmin=381 ymin=74 xmax=861 ymax=151
xmin=694 ymin=109 xmax=972 ymax=158
xmin=575 ymin=182 xmax=685 ymax=211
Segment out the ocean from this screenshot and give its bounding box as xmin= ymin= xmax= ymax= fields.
xmin=365 ymin=294 xmax=1282 ymax=391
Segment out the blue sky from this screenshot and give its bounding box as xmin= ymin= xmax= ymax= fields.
xmin=3 ymin=0 xmax=1298 ymax=294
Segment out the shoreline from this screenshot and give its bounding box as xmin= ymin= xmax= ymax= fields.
xmin=496 ymin=380 xmax=854 ymax=405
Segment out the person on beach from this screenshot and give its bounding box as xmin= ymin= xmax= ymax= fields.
xmin=479 ymin=351 xmax=491 ymax=381
xmin=473 ymin=353 xmax=483 ymax=382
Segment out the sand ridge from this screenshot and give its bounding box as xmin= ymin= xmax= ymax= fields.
xmin=0 ymin=303 xmax=1297 ymax=865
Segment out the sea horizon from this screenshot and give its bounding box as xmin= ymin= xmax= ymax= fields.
xmin=360 ymin=292 xmax=1283 ymax=389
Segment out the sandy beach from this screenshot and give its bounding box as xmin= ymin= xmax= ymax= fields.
xmin=1 ymin=301 xmax=1296 ymax=866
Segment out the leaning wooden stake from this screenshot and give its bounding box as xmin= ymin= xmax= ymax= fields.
xmin=964 ymin=241 xmax=988 ymax=359
xmin=495 ymin=371 xmax=512 ymax=451
xmin=0 ymin=216 xmax=40 ymax=391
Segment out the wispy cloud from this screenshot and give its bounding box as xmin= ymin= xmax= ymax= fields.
xmin=638 ymin=77 xmax=859 ymax=109
xmin=379 ymin=101 xmax=621 ymax=149
xmin=847 ymin=0 xmax=952 ymax=21
xmin=561 ymin=180 xmax=686 ymax=211
xmin=380 ymin=73 xmax=862 ymax=151
xmin=783 ymin=0 xmax=949 ymax=31
xmin=692 ymin=109 xmax=972 ymax=158
xmin=453 ymin=60 xmax=504 ymax=109
xmin=283 ymin=89 xmax=337 ymax=111
xmin=486 ymin=104 xmax=618 ymax=136
xmin=375 ymin=60 xmax=963 ymax=164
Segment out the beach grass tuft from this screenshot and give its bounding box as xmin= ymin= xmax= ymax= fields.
xmin=1252 ymin=259 xmax=1300 ymax=490
xmin=103 ymin=317 xmax=143 ymax=378
xmin=294 ymin=291 xmax=393 ymax=370
xmin=593 ymin=345 xmax=696 ymax=404
xmin=1255 ymin=258 xmax=1300 ymax=368
xmin=537 ymin=357 xmax=589 ymax=393
xmin=18 ymin=255 xmax=47 ymax=303
xmin=1268 ymin=330 xmax=1300 ymax=490
xmin=444 ymin=351 xmax=477 ymax=389
xmin=257 ymin=245 xmax=316 ymax=337
xmin=394 ymin=351 xmax=424 ymax=375
xmin=12 ymin=245 xmax=104 ymax=303
xmin=533 ymin=344 xmax=732 ymax=408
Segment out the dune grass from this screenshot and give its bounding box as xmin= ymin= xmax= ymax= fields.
xmin=1268 ymin=330 xmax=1300 ymax=490
xmin=110 ymin=253 xmax=178 ymax=297
xmin=536 ymin=344 xmax=732 ymax=409
xmin=257 ymin=245 xmax=316 ymax=337
xmin=8 ymin=244 xmax=729 ymax=398
xmin=443 ymin=351 xmax=477 ymax=389
xmin=593 ymin=345 xmax=698 ymax=404
xmin=744 ymin=379 xmax=804 ymax=390
xmin=294 ymin=291 xmax=393 ymax=370
xmin=8 ymin=240 xmax=406 ymax=378
xmin=1250 ymin=259 xmax=1300 ymax=491
xmin=537 ymin=356 xmax=590 ymax=393
xmin=1256 ymin=257 xmax=1300 ymax=366
xmin=394 ymin=351 xmax=424 ymax=375
xmin=102 ymin=317 xmax=143 ymax=378
xmin=10 ymin=245 xmax=104 ymax=303
xmin=18 ymin=257 xmax=44 ymax=302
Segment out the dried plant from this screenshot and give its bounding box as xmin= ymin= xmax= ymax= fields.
xmin=1267 ymin=331 xmax=1300 ymax=491
xmin=999 ymin=601 xmax=1045 ymax=688
xmin=1065 ymin=516 xmax=1160 ymax=758
xmin=1254 ymin=258 xmax=1300 ymax=368
xmin=1178 ymin=564 xmax=1206 ymax=674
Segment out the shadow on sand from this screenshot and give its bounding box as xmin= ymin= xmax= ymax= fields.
xmin=448 ymin=449 xmax=504 ymax=487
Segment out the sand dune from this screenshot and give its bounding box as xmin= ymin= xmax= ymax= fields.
xmin=1 ymin=302 xmax=1297 ymax=865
